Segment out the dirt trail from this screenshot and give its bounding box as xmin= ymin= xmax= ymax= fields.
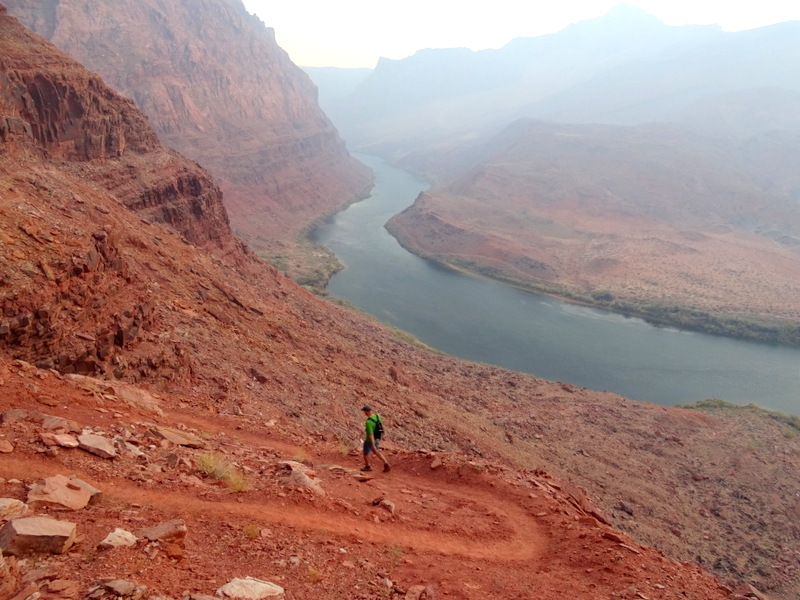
xmin=1 ymin=449 xmax=545 ymax=563
xmin=0 ymin=379 xmax=733 ymax=600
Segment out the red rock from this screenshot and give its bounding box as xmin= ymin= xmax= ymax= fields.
xmin=0 ymin=552 xmax=18 ymax=600
xmin=27 ymin=474 xmax=92 ymax=511
xmin=39 ymin=432 xmax=79 ymax=448
xmin=0 ymin=499 xmax=30 ymax=521
xmin=77 ymin=433 xmax=117 ymax=459
xmin=0 ymin=517 xmax=77 ymax=555
xmin=6 ymin=0 xmax=371 ymax=269
xmin=135 ymin=519 xmax=187 ymax=545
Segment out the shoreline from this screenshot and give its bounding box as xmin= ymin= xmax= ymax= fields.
xmin=385 ymin=231 xmax=800 ymax=348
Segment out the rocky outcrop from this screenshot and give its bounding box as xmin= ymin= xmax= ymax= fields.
xmin=6 ymin=0 xmax=372 ymax=260
xmin=0 ymin=7 xmax=235 ymax=250
xmin=0 ymin=8 xmax=248 ymax=376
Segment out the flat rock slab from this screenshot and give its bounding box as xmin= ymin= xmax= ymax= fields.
xmin=27 ymin=474 xmax=93 ymax=511
xmin=40 ymin=432 xmax=80 ymax=448
xmin=0 ymin=516 xmax=77 ymax=555
xmin=149 ymin=426 xmax=205 ymax=448
xmin=0 ymin=409 xmax=29 ymax=424
xmin=78 ymin=432 xmax=117 ymax=459
xmin=135 ymin=519 xmax=187 ymax=544
xmin=217 ymin=577 xmax=284 ymax=599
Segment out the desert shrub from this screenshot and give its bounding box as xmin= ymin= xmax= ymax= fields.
xmin=243 ymin=524 xmax=260 ymax=539
xmin=226 ymin=469 xmax=252 ymax=493
xmin=196 ymin=453 xmax=233 ymax=480
xmin=306 ymin=566 xmax=322 ymax=583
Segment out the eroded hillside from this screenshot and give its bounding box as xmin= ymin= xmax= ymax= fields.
xmin=1 ymin=6 xmax=799 ymax=600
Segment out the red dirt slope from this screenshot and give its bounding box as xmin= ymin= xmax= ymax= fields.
xmin=0 ymin=360 xmax=733 ymax=600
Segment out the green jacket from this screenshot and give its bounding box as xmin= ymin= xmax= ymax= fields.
xmin=365 ymin=414 xmax=382 ymax=438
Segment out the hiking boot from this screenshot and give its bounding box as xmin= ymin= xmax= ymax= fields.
xmin=383 ymin=463 xmax=392 ymax=473
xmin=360 ymin=465 xmax=372 ymax=472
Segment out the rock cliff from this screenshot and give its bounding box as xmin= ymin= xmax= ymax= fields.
xmin=5 ymin=0 xmax=372 ymax=275
xmin=0 ymin=6 xmax=241 ymax=376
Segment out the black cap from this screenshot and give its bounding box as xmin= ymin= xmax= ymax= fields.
xmin=361 ymin=405 xmax=372 ymax=412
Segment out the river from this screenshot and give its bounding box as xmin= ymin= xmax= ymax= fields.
xmin=311 ymin=154 xmax=800 ymax=414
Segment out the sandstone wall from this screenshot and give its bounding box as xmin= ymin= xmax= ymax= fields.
xmin=0 ymin=6 xmax=235 ymax=250
xmin=5 ymin=0 xmax=372 ymax=253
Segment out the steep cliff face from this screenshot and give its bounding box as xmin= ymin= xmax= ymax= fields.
xmin=0 ymin=7 xmax=234 ymax=250
xmin=6 ymin=0 xmax=372 ymax=265
xmin=0 ymin=5 xmax=241 ymax=375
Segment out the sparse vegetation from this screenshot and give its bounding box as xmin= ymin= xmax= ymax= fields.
xmin=226 ymin=469 xmax=252 ymax=493
xmin=196 ymin=452 xmax=233 ymax=480
xmin=682 ymin=398 xmax=800 ymax=433
xmin=306 ymin=566 xmax=322 ymax=583
xmin=243 ymin=523 xmax=260 ymax=539
xmin=196 ymin=453 xmax=251 ymax=491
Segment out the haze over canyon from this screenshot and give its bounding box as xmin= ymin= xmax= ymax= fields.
xmin=318 ymin=4 xmax=800 ymax=344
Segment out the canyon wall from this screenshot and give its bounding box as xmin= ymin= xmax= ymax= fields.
xmin=5 ymin=0 xmax=372 ymax=269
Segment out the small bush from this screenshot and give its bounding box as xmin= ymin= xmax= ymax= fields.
xmin=227 ymin=469 xmax=252 ymax=493
xmin=196 ymin=453 xmax=233 ymax=480
xmin=242 ymin=524 xmax=260 ymax=539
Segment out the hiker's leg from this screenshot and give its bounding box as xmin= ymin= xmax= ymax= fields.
xmin=373 ymin=439 xmax=389 ymax=467
xmin=362 ymin=440 xmax=372 ymax=466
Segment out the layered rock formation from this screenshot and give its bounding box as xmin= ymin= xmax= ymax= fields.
xmin=5 ymin=0 xmax=371 ymax=277
xmin=0 ymin=6 xmax=234 ymax=250
xmin=0 ymin=5 xmax=242 ymax=376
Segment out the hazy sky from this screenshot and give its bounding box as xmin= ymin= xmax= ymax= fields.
xmin=241 ymin=1 xmax=800 ymax=68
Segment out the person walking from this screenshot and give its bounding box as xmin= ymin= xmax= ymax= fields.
xmin=361 ymin=405 xmax=391 ymax=472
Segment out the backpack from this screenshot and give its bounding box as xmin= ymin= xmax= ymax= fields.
xmin=370 ymin=414 xmax=384 ymax=440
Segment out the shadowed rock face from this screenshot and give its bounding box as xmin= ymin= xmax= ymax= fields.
xmin=0 ymin=6 xmax=241 ymax=375
xmin=5 ymin=0 xmax=372 ymax=258
xmin=0 ymin=7 xmax=234 ymax=251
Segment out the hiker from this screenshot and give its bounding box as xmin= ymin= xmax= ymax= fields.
xmin=361 ymin=405 xmax=391 ymax=472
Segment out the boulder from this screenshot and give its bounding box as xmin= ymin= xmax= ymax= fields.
xmin=0 ymin=440 xmax=13 ymax=453
xmin=78 ymin=433 xmax=117 ymax=459
xmin=39 ymin=432 xmax=80 ymax=448
xmin=0 ymin=517 xmax=77 ymax=555
xmin=217 ymin=577 xmax=284 ymax=599
xmin=27 ymin=474 xmax=92 ymax=511
xmin=135 ymin=519 xmax=187 ymax=545
xmin=97 ymin=528 xmax=137 ymax=549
